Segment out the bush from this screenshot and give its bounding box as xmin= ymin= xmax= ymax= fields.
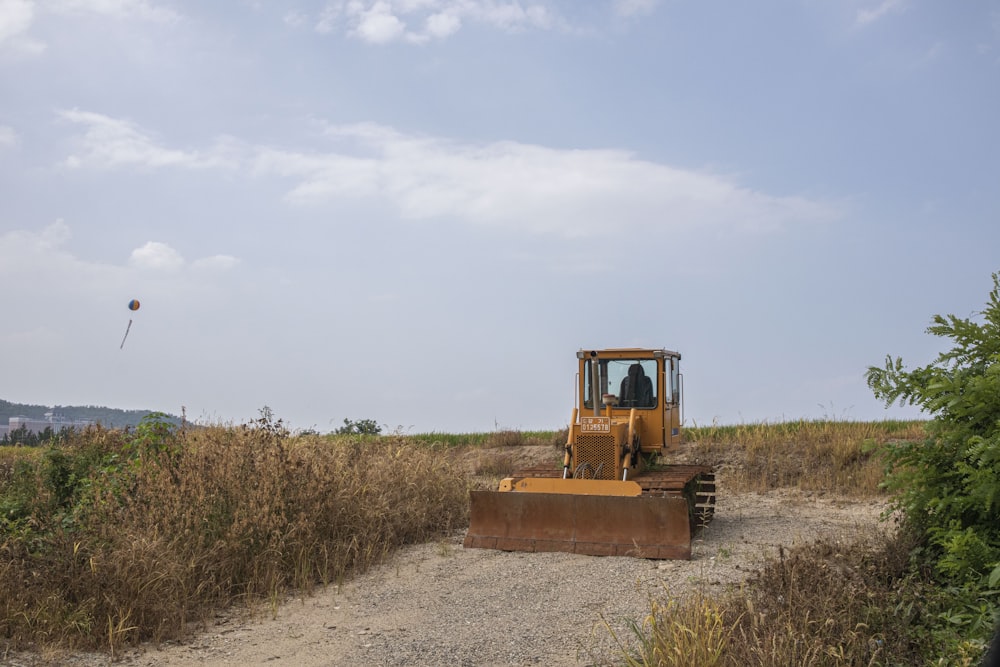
xmin=866 ymin=271 xmax=1000 ymax=654
xmin=334 ymin=418 xmax=382 ymax=435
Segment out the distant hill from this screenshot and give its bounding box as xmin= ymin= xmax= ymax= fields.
xmin=0 ymin=399 xmax=181 ymax=429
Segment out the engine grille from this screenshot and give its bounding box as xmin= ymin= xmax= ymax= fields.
xmin=576 ymin=434 xmax=617 ymax=480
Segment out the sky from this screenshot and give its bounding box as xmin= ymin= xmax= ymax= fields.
xmin=1 ymin=0 xmax=998 ymax=434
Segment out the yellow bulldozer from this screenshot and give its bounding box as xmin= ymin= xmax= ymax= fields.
xmin=464 ymin=348 xmax=715 ymax=559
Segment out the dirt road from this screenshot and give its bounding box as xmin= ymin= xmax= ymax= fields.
xmin=17 ymin=488 xmax=884 ymax=667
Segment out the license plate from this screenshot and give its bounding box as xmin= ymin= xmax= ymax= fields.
xmin=581 ymin=416 xmax=611 ymax=433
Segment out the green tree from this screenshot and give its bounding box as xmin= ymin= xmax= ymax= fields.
xmin=866 ymin=272 xmax=1000 ymax=643
xmin=335 ymin=418 xmax=382 ymax=436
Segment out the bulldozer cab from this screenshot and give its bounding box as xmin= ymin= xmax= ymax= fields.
xmin=578 ymin=348 xmax=683 ymax=458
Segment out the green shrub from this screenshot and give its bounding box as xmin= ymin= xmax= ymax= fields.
xmin=334 ymin=417 xmax=382 ymax=435
xmin=866 ymin=271 xmax=1000 ymax=653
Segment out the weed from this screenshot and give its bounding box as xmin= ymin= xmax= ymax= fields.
xmin=436 ymin=539 xmax=453 ymax=558
xmin=621 ymin=530 xmax=936 ymax=666
xmin=610 ymin=588 xmax=733 ymax=667
xmin=485 ymin=429 xmax=526 ymax=448
xmin=471 ymin=449 xmax=520 ymax=477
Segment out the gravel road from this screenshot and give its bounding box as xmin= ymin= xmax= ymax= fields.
xmin=12 ymin=488 xmax=885 ymax=667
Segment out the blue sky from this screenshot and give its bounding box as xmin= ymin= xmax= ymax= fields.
xmin=1 ymin=0 xmax=998 ymax=433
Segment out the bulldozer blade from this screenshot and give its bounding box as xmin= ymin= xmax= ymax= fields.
xmin=464 ymin=490 xmax=694 ymax=559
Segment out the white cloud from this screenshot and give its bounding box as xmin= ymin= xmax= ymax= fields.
xmin=254 ymin=148 xmax=380 ymax=200
xmin=1 ymin=221 xmax=238 ymax=289
xmin=395 ymin=0 xmax=438 ymax=10
xmin=58 ymin=109 xmax=237 ymax=170
xmin=262 ymin=123 xmax=840 ymax=238
xmin=58 ymin=113 xmax=839 ymax=240
xmin=192 ymin=254 xmax=240 ymax=271
xmin=350 ymin=0 xmax=406 ymax=44
xmin=613 ymin=0 xmax=658 ymax=18
xmin=0 ymin=0 xmax=45 ymax=54
xmin=473 ymin=2 xmax=552 ymax=31
xmin=129 ymin=241 xmax=184 ymax=270
xmin=856 ymin=0 xmax=906 ymax=27
xmin=0 ymin=219 xmax=100 ymax=280
xmin=1 ymin=0 xmax=177 ymax=56
xmin=314 ymin=3 xmax=341 ymax=33
xmin=424 ymin=10 xmax=460 ymax=39
xmin=0 ymin=0 xmax=33 ymax=42
xmin=38 ymin=217 xmax=72 ymax=246
xmin=0 ymin=219 xmax=71 ymax=268
xmin=0 ymin=124 xmax=18 ymax=147
xmin=283 ymin=10 xmax=307 ymax=28
xmin=311 ymin=0 xmax=559 ymax=44
xmin=921 ymin=40 xmax=946 ymax=63
xmin=45 ymin=0 xmax=179 ymax=23
xmin=0 ymin=325 xmax=61 ymax=348
xmin=129 ymin=243 xmax=238 ymax=272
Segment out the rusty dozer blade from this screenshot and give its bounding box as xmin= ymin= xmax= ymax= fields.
xmin=464 ymin=489 xmax=695 ymax=559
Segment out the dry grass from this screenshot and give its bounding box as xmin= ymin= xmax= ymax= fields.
xmin=463 ymin=427 xmax=565 ymax=484
xmin=684 ymin=419 xmax=927 ymax=497
xmin=612 ymin=589 xmax=732 ymax=667
xmin=617 ymin=530 xmax=931 ymax=667
xmin=481 ymin=428 xmax=566 ymax=449
xmin=626 ymin=526 xmax=1000 ymax=667
xmin=0 ymin=419 xmax=468 ymax=654
xmin=471 ymin=448 xmax=523 ymax=478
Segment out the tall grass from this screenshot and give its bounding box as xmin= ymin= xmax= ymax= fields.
xmin=684 ymin=419 xmax=927 ymax=497
xmin=612 ymin=589 xmax=733 ymax=667
xmin=0 ymin=416 xmax=468 ymax=654
xmin=617 ymin=529 xmax=991 ymax=667
xmin=407 ymin=429 xmax=563 ymax=449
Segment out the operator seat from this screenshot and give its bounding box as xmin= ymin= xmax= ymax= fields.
xmin=620 ymin=363 xmax=654 ymax=408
